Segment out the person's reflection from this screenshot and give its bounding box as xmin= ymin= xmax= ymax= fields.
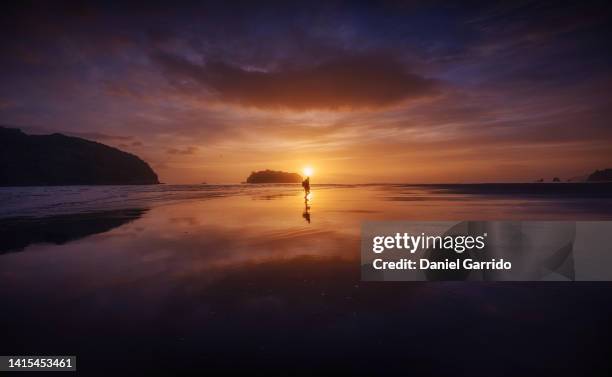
xmin=302 ymin=197 xmax=311 ymax=223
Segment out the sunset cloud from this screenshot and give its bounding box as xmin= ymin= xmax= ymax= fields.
xmin=153 ymin=52 xmax=438 ymax=111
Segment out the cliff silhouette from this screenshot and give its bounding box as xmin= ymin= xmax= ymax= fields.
xmin=246 ymin=169 xmax=302 ymax=183
xmin=0 ymin=127 xmax=159 ymax=186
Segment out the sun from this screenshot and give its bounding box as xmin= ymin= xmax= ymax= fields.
xmin=303 ymin=166 xmax=314 ymax=177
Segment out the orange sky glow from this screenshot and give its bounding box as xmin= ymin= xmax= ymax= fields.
xmin=1 ymin=2 xmax=611 ymax=184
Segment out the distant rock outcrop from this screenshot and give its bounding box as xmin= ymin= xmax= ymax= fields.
xmin=246 ymin=169 xmax=302 ymax=183
xmin=587 ymin=169 xmax=612 ymax=182
xmin=0 ymin=127 xmax=159 ymax=186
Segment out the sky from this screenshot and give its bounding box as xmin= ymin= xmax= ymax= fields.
xmin=1 ymin=0 xmax=611 ymax=184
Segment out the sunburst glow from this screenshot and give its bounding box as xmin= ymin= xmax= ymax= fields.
xmin=303 ymin=166 xmax=314 ymax=177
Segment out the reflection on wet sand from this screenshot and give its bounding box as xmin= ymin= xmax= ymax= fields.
xmin=1 ymin=184 xmax=612 ymax=374
xmin=0 ymin=208 xmax=147 ymax=253
xmin=302 ymin=197 xmax=311 ymax=223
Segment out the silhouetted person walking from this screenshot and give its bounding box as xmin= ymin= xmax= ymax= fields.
xmin=302 ymin=176 xmax=310 ymax=200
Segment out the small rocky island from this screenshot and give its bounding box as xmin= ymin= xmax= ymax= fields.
xmin=0 ymin=126 xmax=159 ymax=186
xmin=246 ymin=169 xmax=302 ymax=183
xmin=587 ymin=169 xmax=612 ymax=182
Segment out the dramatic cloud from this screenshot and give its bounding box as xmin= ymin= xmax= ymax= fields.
xmin=153 ymin=52 xmax=438 ymax=110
